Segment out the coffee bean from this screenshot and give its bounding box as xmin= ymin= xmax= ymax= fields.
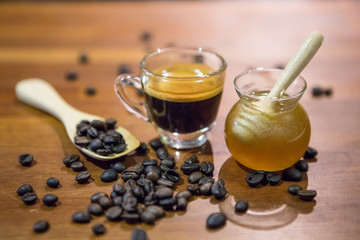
xmin=121 ymin=170 xmax=139 ymax=181
xmin=110 ymin=162 xmax=126 ymax=173
xmin=103 ymin=135 xmax=117 ymax=146
xmin=46 ymin=177 xmax=60 ymax=188
xmin=211 ymin=179 xmax=227 ymax=200
xmin=184 ymin=155 xmax=199 ymax=164
xmin=96 ymin=148 xmax=112 ymax=156
xmin=266 ymin=173 xmax=282 ymax=186
xmin=324 ymin=88 xmax=333 ymax=96
xmin=282 ymin=167 xmax=302 ymax=181
xmin=74 ymin=136 xmax=91 ymax=147
xmin=85 ymin=87 xmax=96 ymax=96
xmin=89 ymin=138 xmax=102 ymax=152
xmin=18 ymin=153 xmax=33 ymax=166
xmin=17 ymin=184 xmax=33 ymax=196
xmin=136 ymin=142 xmax=148 ymax=155
xmin=246 ymin=171 xmax=266 ymax=187
xmin=140 ymin=211 xmax=156 ymax=224
xmin=90 ymin=120 xmax=106 ymax=131
xmin=199 ymin=182 xmax=213 ymax=195
xmin=33 ymin=220 xmax=49 ymax=233
xmin=143 ymin=182 xmax=155 ymax=195
xmin=157 ymin=178 xmax=175 ymax=188
xmin=160 ymin=159 xmax=175 ymax=169
xmin=149 ymin=139 xmax=164 ymax=150
xmin=181 ymin=163 xmax=200 ymax=175
xmin=88 ymin=203 xmax=104 ymax=216
xmin=132 ymin=164 xmax=145 ymax=175
xmin=72 ymin=211 xmax=91 ymax=223
xmin=122 ymin=196 xmax=138 ymax=212
xmin=100 ymin=169 xmax=118 ymax=182
xmin=158 ymin=197 xmax=177 ymax=210
xmin=104 ymin=206 xmax=122 ymax=221
xmin=156 ymin=147 xmax=169 ymax=160
xmin=311 ymin=87 xmax=324 ymax=97
xmin=70 ymin=161 xmax=85 ymax=172
xmin=87 ymin=126 xmax=99 ymax=139
xmin=155 ymin=187 xmax=173 ymax=199
xmin=164 ymin=169 xmax=181 ymax=183
xmin=104 ymin=118 xmax=116 ymax=129
xmin=295 ymin=160 xmax=309 ymax=172
xmin=200 ymin=162 xmax=214 ymax=176
xmin=175 ymin=190 xmax=192 ymax=200
xmin=288 ymin=184 xmax=302 ymax=195
xmin=198 ymin=176 xmax=214 ymax=185
xmin=206 ymin=212 xmax=227 ymax=229
xmin=297 ymin=190 xmax=317 ymax=201
xmin=91 ymin=192 xmax=109 ymax=203
xmin=145 ymin=205 xmax=164 ymax=219
xmin=112 ymin=196 xmax=123 ymax=206
xmin=142 ymin=159 xmax=158 ymax=167
xmin=122 ymin=213 xmax=140 ymax=224
xmin=98 ymin=196 xmax=112 ymax=209
xmin=176 ymin=197 xmax=187 ymax=211
xmin=132 ymin=185 xmax=145 ymax=200
xmin=110 ymin=191 xmax=118 ymax=199
xmin=235 ymin=200 xmax=249 ymax=213
xmin=92 ymin=223 xmax=106 ymax=235
xmin=65 ymin=71 xmax=78 ymax=81
xmin=125 ymin=179 xmax=137 ymax=191
xmin=303 ymin=146 xmax=318 ymax=160
xmin=112 ymin=143 xmax=127 ymax=153
xmin=187 ymin=184 xmax=199 ymax=195
xmin=43 ymin=194 xmax=58 ymax=206
xmin=146 ymin=171 xmax=160 ymax=183
xmin=131 ymin=228 xmax=147 ymax=240
xmin=144 ymin=165 xmax=161 ymax=176
xmin=22 ymin=192 xmax=37 ymax=205
xmin=75 ymin=171 xmax=91 ymax=184
xmin=63 ymin=155 xmax=80 ymax=167
xmin=188 ymin=171 xmax=204 ymax=184
xmin=113 ymin=183 xmax=126 ymax=195
xmin=144 ymin=193 xmax=157 ymax=206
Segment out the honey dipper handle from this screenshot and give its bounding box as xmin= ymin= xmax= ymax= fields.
xmin=267 ymin=31 xmax=324 ymax=98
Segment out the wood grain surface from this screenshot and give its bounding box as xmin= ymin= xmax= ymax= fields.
xmin=0 ymin=1 xmax=360 ymax=239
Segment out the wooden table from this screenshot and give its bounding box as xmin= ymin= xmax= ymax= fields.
xmin=1 ymin=1 xmax=359 ymax=239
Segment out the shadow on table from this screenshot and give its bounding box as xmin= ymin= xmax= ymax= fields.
xmin=218 ymin=157 xmax=316 ymax=230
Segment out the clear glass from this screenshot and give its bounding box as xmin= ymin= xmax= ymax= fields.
xmin=225 ymin=68 xmax=310 ymax=171
xmin=115 ymin=47 xmax=227 ymax=149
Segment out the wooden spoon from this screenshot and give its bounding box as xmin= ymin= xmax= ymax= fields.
xmin=15 ymin=78 xmax=140 ymax=161
xmin=255 ymin=31 xmax=324 ymax=113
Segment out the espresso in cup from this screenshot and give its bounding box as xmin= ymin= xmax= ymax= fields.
xmin=115 ymin=47 xmax=226 ymax=149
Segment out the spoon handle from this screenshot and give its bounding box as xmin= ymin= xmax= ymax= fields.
xmin=15 ymin=78 xmax=98 ymax=140
xmin=267 ymin=31 xmax=324 ymax=98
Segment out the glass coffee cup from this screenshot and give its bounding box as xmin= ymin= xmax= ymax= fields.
xmin=225 ymin=68 xmax=311 ymax=171
xmin=115 ymin=47 xmax=227 ymax=149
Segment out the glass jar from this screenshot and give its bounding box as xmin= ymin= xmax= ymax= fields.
xmin=225 ymin=68 xmax=311 ymax=171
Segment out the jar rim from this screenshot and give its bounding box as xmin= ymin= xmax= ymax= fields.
xmin=234 ymin=68 xmax=307 ymax=101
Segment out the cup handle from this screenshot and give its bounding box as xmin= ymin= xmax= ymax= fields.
xmin=114 ymin=74 xmax=149 ymax=122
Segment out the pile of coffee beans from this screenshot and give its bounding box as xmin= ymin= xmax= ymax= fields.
xmin=74 ymin=118 xmax=127 ymax=156
xmin=245 ymin=146 xmax=317 ymax=187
